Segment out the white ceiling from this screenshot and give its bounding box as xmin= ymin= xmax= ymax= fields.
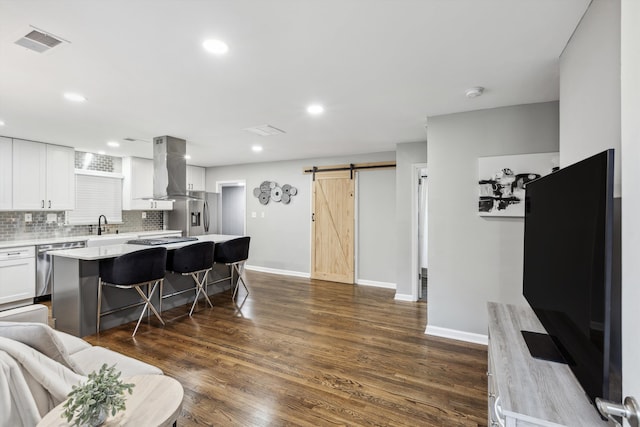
xmin=0 ymin=0 xmax=590 ymax=167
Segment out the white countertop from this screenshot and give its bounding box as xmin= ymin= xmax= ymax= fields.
xmin=49 ymin=234 xmax=243 ymax=260
xmin=0 ymin=230 xmax=183 ymax=250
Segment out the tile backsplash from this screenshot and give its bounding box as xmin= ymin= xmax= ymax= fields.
xmin=74 ymin=151 xmax=121 ymax=173
xmin=0 ymin=211 xmax=164 ymax=242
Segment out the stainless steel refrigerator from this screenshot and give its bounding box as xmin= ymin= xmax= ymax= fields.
xmin=167 ymin=191 xmax=219 ymax=236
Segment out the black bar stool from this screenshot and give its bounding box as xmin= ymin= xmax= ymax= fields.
xmin=212 ymin=237 xmax=251 ymax=306
xmin=97 ymin=247 xmax=167 ymax=336
xmin=165 ymin=241 xmax=215 ymax=316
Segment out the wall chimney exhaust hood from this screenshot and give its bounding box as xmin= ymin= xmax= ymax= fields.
xmin=152 ymin=135 xmax=199 ymax=200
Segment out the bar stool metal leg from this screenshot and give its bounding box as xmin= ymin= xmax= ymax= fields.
xmin=132 ymin=280 xmax=165 ymax=337
xmin=189 ymin=270 xmax=214 ymax=316
xmin=231 ymin=262 xmax=249 ymax=307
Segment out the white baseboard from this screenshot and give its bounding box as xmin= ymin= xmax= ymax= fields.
xmin=425 ymin=325 xmax=488 ymax=346
xmin=245 ymin=265 xmax=311 ymax=278
xmin=394 ymin=293 xmax=417 ymax=302
xmin=356 ymin=279 xmax=396 ymax=289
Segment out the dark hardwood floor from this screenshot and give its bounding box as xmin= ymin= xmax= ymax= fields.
xmin=84 ymin=271 xmax=488 ymax=426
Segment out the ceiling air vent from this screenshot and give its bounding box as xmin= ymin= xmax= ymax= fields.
xmin=123 ymin=137 xmax=150 ymax=143
xmin=244 ymin=124 xmax=286 ymax=137
xmin=15 ymin=28 xmax=66 ymax=53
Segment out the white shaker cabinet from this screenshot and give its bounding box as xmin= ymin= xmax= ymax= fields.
xmin=122 ymin=157 xmax=173 ymax=210
xmin=187 ymin=166 xmax=205 ymax=191
xmin=0 ymin=246 xmax=36 ymax=309
xmin=0 ymin=137 xmax=12 ymax=209
xmin=186 ymin=165 xmax=205 ymax=191
xmin=12 ymin=140 xmax=75 ymax=210
xmin=46 ymin=144 xmax=76 ymax=210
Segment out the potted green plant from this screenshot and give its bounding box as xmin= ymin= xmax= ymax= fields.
xmin=61 ymin=363 xmax=135 ymax=426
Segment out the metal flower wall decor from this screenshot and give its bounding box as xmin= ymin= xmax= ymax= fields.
xmin=253 ymin=181 xmax=298 ymax=205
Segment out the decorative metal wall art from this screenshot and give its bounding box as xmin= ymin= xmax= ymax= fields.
xmin=253 ymin=181 xmax=298 ymax=205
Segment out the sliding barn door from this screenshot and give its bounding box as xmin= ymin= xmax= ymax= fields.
xmin=311 ymin=170 xmax=355 ymax=284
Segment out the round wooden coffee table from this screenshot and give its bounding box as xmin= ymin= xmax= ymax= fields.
xmin=38 ymin=374 xmax=183 ymax=427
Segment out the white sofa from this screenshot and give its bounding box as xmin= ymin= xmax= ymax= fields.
xmin=0 ymin=304 xmax=162 ymax=426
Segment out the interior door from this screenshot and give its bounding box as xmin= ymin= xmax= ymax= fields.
xmin=311 ymin=170 xmax=355 ymax=284
xmin=221 ymin=185 xmax=245 ymax=236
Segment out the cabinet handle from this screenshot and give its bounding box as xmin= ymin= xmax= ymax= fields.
xmin=48 ymin=200 xmax=51 ymax=209
xmin=41 ymin=200 xmax=44 ymax=208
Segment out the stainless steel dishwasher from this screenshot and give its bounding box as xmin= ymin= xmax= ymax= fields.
xmin=36 ymin=240 xmax=86 ymax=301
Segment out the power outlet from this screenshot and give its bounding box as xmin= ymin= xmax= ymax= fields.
xmin=251 ymin=212 xmax=257 ymax=218
xmin=141 ymin=212 xmax=147 ymax=219
xmin=46 ymin=213 xmax=57 ymax=223
xmin=24 ymin=213 xmax=32 ymax=222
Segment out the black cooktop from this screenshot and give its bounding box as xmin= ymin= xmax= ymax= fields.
xmin=126 ymin=236 xmax=198 ymax=246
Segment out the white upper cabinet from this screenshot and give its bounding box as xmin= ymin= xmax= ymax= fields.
xmin=186 ymin=165 xmax=205 ymax=192
xmin=12 ymin=139 xmax=75 ymax=210
xmin=0 ymin=137 xmax=12 ymax=210
xmin=122 ymin=157 xmax=173 ymax=210
xmin=46 ymin=144 xmax=75 ymax=210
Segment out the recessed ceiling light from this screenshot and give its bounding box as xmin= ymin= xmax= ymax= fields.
xmin=64 ymin=92 xmax=87 ymax=102
xmin=0 ymin=120 xmax=5 ymax=126
xmin=252 ymin=145 xmax=263 ymax=152
xmin=465 ymin=87 xmax=485 ymax=98
xmin=184 ymin=154 xmax=191 ymax=160
xmin=107 ymin=141 xmax=120 ymax=148
xmin=307 ymin=104 xmax=324 ymax=115
xmin=203 ymin=39 xmax=229 ymax=55
xmin=98 ymin=151 xmax=105 ymax=155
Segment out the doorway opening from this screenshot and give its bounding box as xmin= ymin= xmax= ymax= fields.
xmin=411 ymin=163 xmax=428 ymax=301
xmin=216 ymin=180 xmax=246 ymax=236
xmin=418 ymin=167 xmax=428 ymax=301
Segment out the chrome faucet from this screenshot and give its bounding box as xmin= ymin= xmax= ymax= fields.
xmin=98 ymin=215 xmax=108 ymax=235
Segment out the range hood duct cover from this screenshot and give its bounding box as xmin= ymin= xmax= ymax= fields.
xmin=153 ymin=136 xmax=197 ymax=200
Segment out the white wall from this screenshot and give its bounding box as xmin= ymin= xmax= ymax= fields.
xmin=395 ymin=141 xmax=427 ymax=298
xmin=559 ymin=0 xmax=621 ymax=196
xmin=358 ymin=168 xmax=396 ymax=285
xmin=205 ymin=152 xmax=396 ymax=279
xmin=558 ymin=0 xmax=640 ymax=405
xmin=426 ymin=102 xmax=559 ymax=336
xmin=621 ymin=0 xmax=640 ymax=406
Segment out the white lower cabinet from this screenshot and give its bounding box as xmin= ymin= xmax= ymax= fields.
xmin=0 ymin=246 xmax=36 ymax=309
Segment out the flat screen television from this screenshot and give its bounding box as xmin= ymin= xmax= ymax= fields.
xmin=522 ymin=149 xmax=621 ymax=405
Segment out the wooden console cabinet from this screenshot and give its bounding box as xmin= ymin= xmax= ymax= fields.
xmin=487 ymin=302 xmax=608 ymax=426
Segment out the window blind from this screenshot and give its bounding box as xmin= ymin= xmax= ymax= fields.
xmin=66 ymin=171 xmax=123 ymax=225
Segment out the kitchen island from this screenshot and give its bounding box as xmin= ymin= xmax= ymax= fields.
xmin=50 ymin=234 xmax=242 ymax=337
